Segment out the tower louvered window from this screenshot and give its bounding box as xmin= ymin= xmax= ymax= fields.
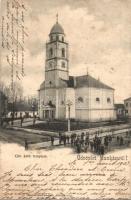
xmin=62 ymin=48 xmax=65 ymax=57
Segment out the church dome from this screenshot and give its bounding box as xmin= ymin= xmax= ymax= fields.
xmin=50 ymin=22 xmax=64 ymax=35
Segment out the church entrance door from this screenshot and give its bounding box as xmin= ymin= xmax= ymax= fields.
xmin=43 ymin=106 xmax=56 ymax=120
xmin=45 ymin=110 xmax=50 ymax=119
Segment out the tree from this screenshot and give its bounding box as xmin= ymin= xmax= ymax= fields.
xmin=0 ymin=81 xmax=23 ymax=103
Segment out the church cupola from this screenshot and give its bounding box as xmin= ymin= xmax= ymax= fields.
xmin=49 ymin=14 xmax=65 ymax=42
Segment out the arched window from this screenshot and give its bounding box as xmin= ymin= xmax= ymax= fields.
xmin=50 ymin=35 xmax=53 ymax=41
xmin=62 ymin=36 xmax=64 ymax=42
xmin=62 ymin=48 xmax=65 ymax=57
xmin=96 ymin=97 xmax=100 ymax=102
xmin=49 ymin=48 xmax=53 ymax=57
xmin=78 ymin=97 xmax=83 ymax=103
xmin=107 ymin=97 xmax=111 ymax=103
xmin=61 ymin=62 xmax=65 ymax=68
xmin=49 ymin=81 xmax=52 ymax=87
xmin=56 ymin=35 xmax=59 ymax=41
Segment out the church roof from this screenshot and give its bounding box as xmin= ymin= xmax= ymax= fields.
xmin=39 ymin=75 xmax=113 ymax=90
xmin=61 ymin=75 xmax=114 ymax=90
xmin=40 ymin=81 xmax=45 ymax=89
xmin=124 ymin=97 xmax=131 ymax=101
xmin=115 ymin=104 xmax=125 ymax=109
xmin=50 ymin=22 xmax=64 ymax=35
xmin=74 ymin=75 xmax=114 ymax=90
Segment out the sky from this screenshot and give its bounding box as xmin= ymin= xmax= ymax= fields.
xmin=1 ymin=0 xmax=131 ymax=103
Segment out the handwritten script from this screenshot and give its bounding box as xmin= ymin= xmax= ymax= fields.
xmin=1 ymin=0 xmax=28 ymax=94
xmin=0 ymin=153 xmax=130 ymax=200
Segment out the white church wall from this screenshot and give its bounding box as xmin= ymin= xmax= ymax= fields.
xmin=75 ymin=87 xmax=116 ymax=121
xmin=89 ymin=109 xmax=116 ymax=122
xmin=89 ymin=88 xmax=114 ymax=110
xmin=44 ymin=88 xmax=56 ymax=105
xmin=57 ymin=88 xmax=66 ymax=119
xmin=45 ymin=71 xmax=59 ymax=87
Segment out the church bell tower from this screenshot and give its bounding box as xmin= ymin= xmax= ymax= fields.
xmin=45 ymin=16 xmax=69 ymax=88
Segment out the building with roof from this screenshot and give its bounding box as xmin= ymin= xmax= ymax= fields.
xmin=124 ymin=97 xmax=131 ymax=118
xmin=38 ymin=19 xmax=116 ymax=122
xmin=115 ymin=104 xmax=125 ymax=119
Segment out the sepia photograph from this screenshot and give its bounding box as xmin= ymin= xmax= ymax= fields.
xmin=0 ymin=0 xmax=131 ymax=199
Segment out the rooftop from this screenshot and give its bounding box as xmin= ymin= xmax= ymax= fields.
xmin=40 ymin=74 xmax=114 ymax=90
xmin=124 ymin=97 xmax=131 ymax=101
xmin=115 ymin=104 xmax=125 ymax=108
xmin=50 ymin=22 xmax=64 ymax=35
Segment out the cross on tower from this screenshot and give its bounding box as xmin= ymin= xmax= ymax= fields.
xmin=56 ymin=13 xmax=58 ymax=23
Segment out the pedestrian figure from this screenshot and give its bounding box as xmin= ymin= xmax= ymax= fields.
xmin=11 ymin=112 xmax=14 ymax=125
xmin=20 ymin=116 xmax=24 ymax=127
xmin=80 ymin=137 xmax=84 ymax=147
xmin=80 ymin=132 xmax=85 ymax=146
xmin=94 ymin=136 xmax=99 ymax=153
xmin=93 ymin=139 xmax=96 ymax=152
xmin=66 ymin=135 xmax=70 ymax=144
xmin=129 ymin=130 xmax=131 ymax=136
xmin=15 ymin=112 xmax=17 ymax=119
xmin=104 ymin=136 xmax=108 ymax=151
xmin=73 ymin=133 xmax=77 ymax=145
xmin=120 ymin=137 xmax=124 ymax=146
xmin=105 ymin=139 xmax=108 ymax=149
xmin=63 ymin=135 xmax=66 ymax=146
xmin=51 ymin=136 xmax=54 ymax=146
xmin=90 ymin=141 xmax=94 ymax=151
xmin=59 ymin=133 xmax=62 ymax=145
xmin=100 ymin=144 xmax=105 ymax=159
xmin=76 ymin=142 xmax=81 ymax=153
xmin=71 ymin=133 xmax=75 ymax=146
xmin=81 ymin=132 xmax=85 ymax=140
xmin=86 ymin=132 xmax=89 ymax=136
xmin=117 ymin=136 xmax=120 ymax=143
xmin=97 ymin=131 xmax=100 ymax=136
xmin=84 ymin=144 xmax=88 ymax=152
xmin=61 ymin=134 xmax=64 ymax=144
xmin=33 ymin=115 xmax=36 ymax=126
xmin=97 ymin=138 xmax=101 ymax=154
xmin=71 ymin=134 xmax=74 ymax=146
xmin=25 ymin=139 xmax=28 ymax=150
xmin=109 ymin=135 xmax=112 ymax=143
xmin=85 ymin=136 xmax=89 ymax=147
xmin=127 ymin=140 xmax=130 ymax=147
xmin=75 ymin=136 xmax=80 ymax=146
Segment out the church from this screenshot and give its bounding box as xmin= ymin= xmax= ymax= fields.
xmin=38 ymin=19 xmax=116 ymax=122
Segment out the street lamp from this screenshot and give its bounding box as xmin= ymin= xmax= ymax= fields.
xmin=66 ymin=100 xmax=73 ymax=132
xmin=32 ymin=104 xmax=35 ymax=117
